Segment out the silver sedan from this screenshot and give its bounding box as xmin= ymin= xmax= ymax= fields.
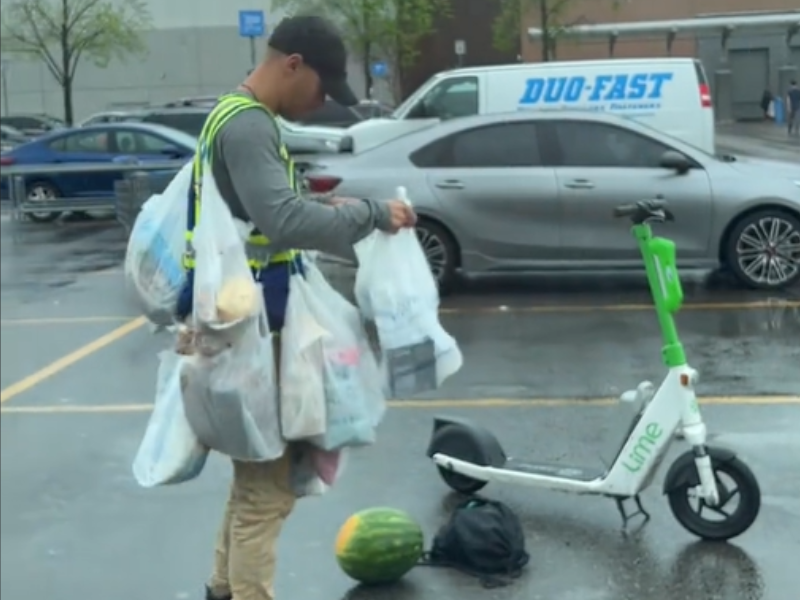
xmin=305 ymin=111 xmax=800 ymax=292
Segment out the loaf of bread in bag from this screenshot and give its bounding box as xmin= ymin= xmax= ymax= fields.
xmin=216 ymin=277 xmax=260 ymax=322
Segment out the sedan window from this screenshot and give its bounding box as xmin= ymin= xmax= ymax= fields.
xmin=412 ymin=122 xmax=542 ymax=168
xmin=49 ymin=131 xmax=111 ymax=153
xmin=553 ymin=121 xmax=671 ymax=168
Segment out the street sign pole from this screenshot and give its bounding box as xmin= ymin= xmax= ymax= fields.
xmin=239 ymin=10 xmax=266 ymax=72
xmin=454 ymin=39 xmax=466 ymax=68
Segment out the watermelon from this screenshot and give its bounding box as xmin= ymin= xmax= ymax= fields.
xmin=335 ymin=507 xmax=424 ymax=585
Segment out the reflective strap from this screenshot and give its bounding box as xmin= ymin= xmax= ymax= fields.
xmin=182 ymin=249 xmax=298 ymax=269
xmin=185 ymin=93 xmax=299 ymax=269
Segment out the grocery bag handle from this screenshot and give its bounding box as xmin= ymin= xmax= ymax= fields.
xmin=396 ymin=186 xmax=411 ymax=207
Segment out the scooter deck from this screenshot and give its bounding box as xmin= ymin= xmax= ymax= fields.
xmin=506 ymin=458 xmax=606 ymax=481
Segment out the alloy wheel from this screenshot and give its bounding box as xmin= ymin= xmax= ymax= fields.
xmin=416 ymin=226 xmax=448 ymax=282
xmin=735 ymin=216 xmax=800 ymax=287
xmin=27 ymin=184 xmax=59 ymax=220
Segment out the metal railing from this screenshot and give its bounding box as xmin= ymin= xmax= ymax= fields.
xmin=0 ymin=160 xmax=187 ymax=221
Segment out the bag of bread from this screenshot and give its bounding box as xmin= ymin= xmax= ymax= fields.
xmin=287 ymin=264 xmax=386 ymax=451
xmin=125 ymin=162 xmax=192 ymax=327
xmin=132 ymin=350 xmax=209 ymax=487
xmin=191 ymin=161 xmax=261 ymax=332
xmin=181 ymin=308 xmax=284 ymax=462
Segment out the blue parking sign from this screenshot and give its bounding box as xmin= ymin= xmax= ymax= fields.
xmin=371 ymin=61 xmax=388 ymax=78
xmin=239 ymin=10 xmax=265 ymax=37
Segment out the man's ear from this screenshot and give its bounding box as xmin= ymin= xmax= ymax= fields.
xmin=285 ymin=53 xmax=303 ymax=72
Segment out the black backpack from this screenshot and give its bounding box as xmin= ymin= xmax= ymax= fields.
xmin=420 ymin=497 xmax=529 ymax=587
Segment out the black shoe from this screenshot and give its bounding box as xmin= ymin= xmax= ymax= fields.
xmin=205 ymin=585 xmax=232 ymax=600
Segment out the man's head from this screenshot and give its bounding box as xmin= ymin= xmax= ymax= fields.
xmin=258 ymin=15 xmax=357 ymax=120
xmin=791 ymin=80 xmax=798 ymax=88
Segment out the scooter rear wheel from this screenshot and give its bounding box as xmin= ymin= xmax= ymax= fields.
xmin=433 ymin=424 xmax=488 ymax=494
xmin=667 ymin=453 xmax=760 ymax=541
xmin=437 ymin=465 xmax=487 ymax=495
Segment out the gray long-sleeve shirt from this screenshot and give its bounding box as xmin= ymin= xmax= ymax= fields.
xmin=209 ymin=93 xmax=391 ymax=259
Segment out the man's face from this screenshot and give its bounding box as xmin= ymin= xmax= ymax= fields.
xmin=280 ymin=54 xmax=325 ymax=120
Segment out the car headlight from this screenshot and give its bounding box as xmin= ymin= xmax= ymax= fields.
xmin=324 ymin=139 xmax=338 ymax=150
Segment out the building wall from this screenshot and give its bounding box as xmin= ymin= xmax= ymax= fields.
xmin=520 ymin=0 xmax=800 ymax=62
xmin=1 ymin=0 xmax=373 ymax=122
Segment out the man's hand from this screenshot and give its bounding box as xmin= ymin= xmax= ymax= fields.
xmin=381 ymin=199 xmax=417 ymax=233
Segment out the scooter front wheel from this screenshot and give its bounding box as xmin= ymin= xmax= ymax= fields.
xmin=667 ymin=451 xmax=761 ymax=541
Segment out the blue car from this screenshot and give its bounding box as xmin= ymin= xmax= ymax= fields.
xmin=0 ymin=122 xmax=196 ymax=222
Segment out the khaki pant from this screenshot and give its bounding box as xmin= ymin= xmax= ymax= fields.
xmin=206 ymin=335 xmax=295 ymax=600
xmin=206 ymin=454 xmax=296 ymax=600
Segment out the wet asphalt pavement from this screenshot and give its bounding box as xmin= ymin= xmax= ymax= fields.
xmin=1 ymin=182 xmax=799 ymax=600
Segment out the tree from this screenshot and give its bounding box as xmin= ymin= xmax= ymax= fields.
xmin=0 ymin=0 xmax=152 ymax=124
xmin=272 ymin=0 xmax=450 ymax=98
xmin=493 ymin=0 xmax=618 ymax=61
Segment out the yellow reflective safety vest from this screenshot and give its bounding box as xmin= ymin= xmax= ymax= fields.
xmin=183 ymin=93 xmax=299 ymax=270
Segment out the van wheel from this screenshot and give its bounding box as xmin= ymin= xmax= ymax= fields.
xmin=416 ymin=219 xmax=458 ymax=295
xmin=724 ymin=209 xmax=800 ymax=290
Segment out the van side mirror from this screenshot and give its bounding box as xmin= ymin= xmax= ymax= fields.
xmin=659 ymin=150 xmax=692 ymax=174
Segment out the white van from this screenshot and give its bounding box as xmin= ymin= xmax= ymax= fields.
xmin=345 ymin=57 xmax=715 ymax=154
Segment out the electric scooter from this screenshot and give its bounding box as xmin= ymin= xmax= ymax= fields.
xmin=426 ymin=199 xmax=762 ymax=541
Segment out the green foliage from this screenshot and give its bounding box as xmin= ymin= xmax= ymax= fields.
xmin=492 ymin=0 xmax=619 ymax=60
xmin=273 ymin=0 xmax=451 ymax=70
xmin=1 ymin=0 xmax=152 ymax=122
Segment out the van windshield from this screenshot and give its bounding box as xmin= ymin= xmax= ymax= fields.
xmin=392 ymin=75 xmax=447 ymax=118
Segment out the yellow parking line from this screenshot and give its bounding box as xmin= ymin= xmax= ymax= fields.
xmin=1 ymin=395 xmax=797 ymax=414
xmin=0 ymin=316 xmax=147 ymax=403
xmin=1 ymin=316 xmax=138 ymax=326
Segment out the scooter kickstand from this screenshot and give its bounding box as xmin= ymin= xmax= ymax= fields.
xmin=614 ymin=495 xmax=651 ymax=531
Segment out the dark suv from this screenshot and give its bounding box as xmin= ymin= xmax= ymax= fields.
xmin=124 ymin=107 xmax=210 ymax=136
xmin=296 ymin=99 xmax=393 ymax=128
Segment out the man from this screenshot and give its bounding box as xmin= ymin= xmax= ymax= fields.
xmin=176 ymin=15 xmax=417 ymax=600
xmin=787 ymin=80 xmax=800 ymax=136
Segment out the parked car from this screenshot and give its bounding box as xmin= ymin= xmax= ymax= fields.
xmin=0 ymin=123 xmax=195 ymax=222
xmin=297 ymin=98 xmax=393 ymax=128
xmin=305 ymin=110 xmax=800 ymax=292
xmin=119 ymin=106 xmax=210 ymax=137
xmin=278 ymin=118 xmax=345 ymax=155
xmin=120 ymin=103 xmax=345 ymax=155
xmin=78 ymin=111 xmax=138 ymax=126
xmin=1 ymin=124 xmax=30 ymax=151
xmin=1 ymin=113 xmax=66 ymax=136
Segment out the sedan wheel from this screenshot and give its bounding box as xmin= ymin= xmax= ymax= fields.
xmin=25 ymin=182 xmax=63 ymax=223
xmin=416 ymin=220 xmax=458 ymax=294
xmin=727 ymin=210 xmax=800 ymax=290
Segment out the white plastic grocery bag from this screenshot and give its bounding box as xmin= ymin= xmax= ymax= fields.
xmin=353 ymin=188 xmax=462 ymax=398
xmin=280 ymin=273 xmax=327 ymax=441
xmin=191 ymin=162 xmax=261 ymax=332
xmin=124 ymin=161 xmax=192 ymax=326
xmin=181 ymin=306 xmax=285 ymax=462
xmin=132 ymin=350 xmax=209 ymax=487
xmin=291 ymin=263 xmax=386 ymax=451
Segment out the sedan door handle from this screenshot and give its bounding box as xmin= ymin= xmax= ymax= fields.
xmin=435 ymin=179 xmax=464 ymax=190
xmin=564 ymin=179 xmax=594 ymax=189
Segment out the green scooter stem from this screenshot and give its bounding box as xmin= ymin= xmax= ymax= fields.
xmin=632 ymin=223 xmax=687 ymax=368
